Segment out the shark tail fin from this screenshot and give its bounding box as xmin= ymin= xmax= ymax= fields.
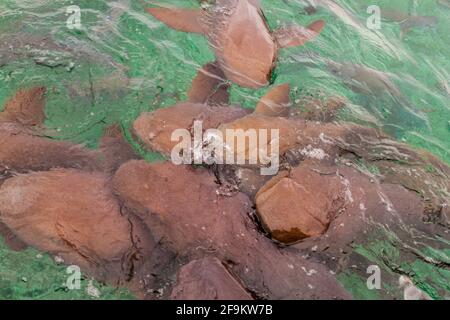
xmin=255 ymin=83 xmax=291 ymax=117
xmin=274 ymin=20 xmax=325 ymax=48
xmin=146 ymin=7 xmax=205 ymax=34
xmin=188 ymin=62 xmax=230 ymax=105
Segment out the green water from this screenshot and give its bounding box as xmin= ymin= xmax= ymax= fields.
xmin=0 ymin=238 xmax=134 ymax=299
xmin=344 ymin=237 xmax=450 ymax=300
xmin=0 ymin=0 xmax=449 ymax=299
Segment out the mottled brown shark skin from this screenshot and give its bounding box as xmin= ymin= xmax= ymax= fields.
xmin=214 ymin=105 xmax=449 ymax=224
xmin=0 ymin=169 xmax=133 ymax=282
xmin=0 ymin=87 xmax=96 ymax=252
xmin=0 ymin=87 xmax=141 ymax=178
xmin=0 ymin=168 xmax=164 ymax=291
xmin=146 ymin=0 xmax=324 ymax=89
xmin=0 ymin=88 xmax=142 ymax=254
xmin=113 ymin=160 xmax=351 ymax=300
xmin=0 ymin=88 xmax=162 ymax=293
xmin=0 ymin=87 xmax=46 ymax=126
xmin=133 ymin=83 xmax=292 ymax=158
xmin=0 ymin=87 xmax=118 ymax=180
xmin=0 ymin=87 xmax=103 ymax=178
xmin=170 ymin=257 xmax=253 ymax=300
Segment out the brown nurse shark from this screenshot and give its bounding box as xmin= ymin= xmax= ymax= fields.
xmin=146 ymin=0 xmax=325 ymax=89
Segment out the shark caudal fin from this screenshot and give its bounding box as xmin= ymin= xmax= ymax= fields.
xmin=0 ymin=87 xmax=47 ymax=127
xmin=146 ymin=7 xmax=205 ymax=34
xmin=274 ymin=20 xmax=325 ymax=48
xmin=188 ymin=62 xmax=230 ymax=105
xmin=255 ymin=83 xmax=291 ymax=117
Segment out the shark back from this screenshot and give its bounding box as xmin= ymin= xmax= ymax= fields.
xmin=207 ymin=0 xmax=277 ymax=88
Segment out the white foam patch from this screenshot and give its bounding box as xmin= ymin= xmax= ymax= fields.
xmin=300 ymin=145 xmax=327 ymax=160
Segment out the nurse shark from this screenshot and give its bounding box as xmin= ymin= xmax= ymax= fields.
xmin=146 ymin=0 xmax=325 ymax=89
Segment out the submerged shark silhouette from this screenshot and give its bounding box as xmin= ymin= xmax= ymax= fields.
xmin=146 ymin=0 xmax=325 ymax=89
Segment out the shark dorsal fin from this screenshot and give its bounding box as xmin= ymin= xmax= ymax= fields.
xmin=0 ymin=87 xmax=46 ymax=126
xmin=188 ymin=62 xmax=230 ymax=105
xmin=146 ymin=7 xmax=205 ymax=34
xmin=274 ymin=20 xmax=325 ymax=48
xmin=255 ymin=83 xmax=291 ymax=117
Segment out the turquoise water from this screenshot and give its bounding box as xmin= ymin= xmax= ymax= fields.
xmin=0 ymin=0 xmax=449 ymax=299
xmin=1 ymin=0 xmax=448 ymax=161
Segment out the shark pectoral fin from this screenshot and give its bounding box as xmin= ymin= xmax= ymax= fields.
xmin=308 ymin=20 xmax=326 ymax=34
xmin=188 ymin=62 xmax=230 ymax=105
xmin=0 ymin=87 xmax=47 ymax=127
xmin=146 ymin=7 xmax=205 ymax=34
xmin=255 ymin=83 xmax=291 ymax=117
xmin=274 ymin=20 xmax=325 ymax=48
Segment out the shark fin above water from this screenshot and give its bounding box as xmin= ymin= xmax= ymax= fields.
xmin=188 ymin=62 xmax=230 ymax=105
xmin=146 ymin=7 xmax=205 ymax=34
xmin=255 ymin=83 xmax=291 ymax=117
xmin=274 ymin=20 xmax=325 ymax=48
